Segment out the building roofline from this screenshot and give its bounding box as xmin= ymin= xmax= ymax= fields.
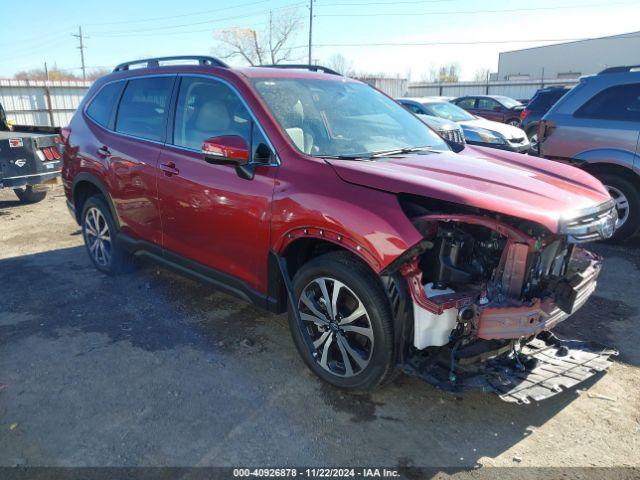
xmin=498 ymin=31 xmax=640 ymax=55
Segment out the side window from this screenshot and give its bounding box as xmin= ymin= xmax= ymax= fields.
xmin=86 ymin=81 xmax=124 ymax=128
xmin=173 ymin=76 xmax=252 ymax=151
xmin=403 ymin=103 xmax=423 ymax=114
xmin=575 ymin=84 xmax=640 ymax=122
xmin=477 ymin=98 xmax=499 ymax=110
xmin=115 ymin=77 xmax=173 ymax=142
xmin=456 ymin=98 xmax=476 ymax=109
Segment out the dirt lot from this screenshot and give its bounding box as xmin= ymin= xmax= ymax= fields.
xmin=0 ymin=185 xmax=639 ymax=469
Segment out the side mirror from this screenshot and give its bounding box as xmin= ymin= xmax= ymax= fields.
xmin=202 ymin=135 xmax=250 ymax=166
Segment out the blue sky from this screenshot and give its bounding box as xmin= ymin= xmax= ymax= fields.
xmin=1 ymin=0 xmax=639 ymax=80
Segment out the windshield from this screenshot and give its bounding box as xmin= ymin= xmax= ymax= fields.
xmin=422 ymin=102 xmax=475 ymax=122
xmin=494 ymin=96 xmax=522 ymax=108
xmin=251 ymin=78 xmax=449 ymax=157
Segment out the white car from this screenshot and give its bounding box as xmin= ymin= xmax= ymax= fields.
xmin=397 ymin=97 xmax=530 ymax=153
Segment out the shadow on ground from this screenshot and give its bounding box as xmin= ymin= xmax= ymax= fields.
xmin=0 ymin=245 xmax=636 ymax=467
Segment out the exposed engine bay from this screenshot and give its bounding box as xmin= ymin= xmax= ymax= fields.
xmin=387 ymin=195 xmax=617 ymax=403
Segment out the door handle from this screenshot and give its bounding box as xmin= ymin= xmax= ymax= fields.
xmin=97 ymin=145 xmax=111 ymax=158
xmin=160 ymin=161 xmax=179 ymax=177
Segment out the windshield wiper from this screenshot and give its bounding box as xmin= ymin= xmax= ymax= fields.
xmin=318 ymin=154 xmax=373 ymax=160
xmin=369 ymin=146 xmax=434 ymax=157
xmin=318 ymin=146 xmax=435 ymax=160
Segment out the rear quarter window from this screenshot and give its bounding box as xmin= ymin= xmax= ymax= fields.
xmin=575 ymin=83 xmax=640 ymax=122
xmin=86 ymin=81 xmax=124 ymax=128
xmin=527 ymin=90 xmax=568 ymax=111
xmin=115 ymin=77 xmax=174 ymax=142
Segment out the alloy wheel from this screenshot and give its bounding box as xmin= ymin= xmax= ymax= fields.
xmin=606 ymin=185 xmax=630 ymax=229
xmin=508 ymin=119 xmax=520 ymax=127
xmin=83 ymin=207 xmax=112 ymax=266
xmin=529 ymin=133 xmax=539 ymax=153
xmin=297 ymin=277 xmax=374 ymax=378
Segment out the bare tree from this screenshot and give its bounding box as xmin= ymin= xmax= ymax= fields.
xmin=14 ymin=66 xmax=110 ymax=81
xmin=437 ymin=63 xmax=460 ymax=83
xmin=418 ymin=64 xmax=460 ymax=83
xmin=214 ymin=9 xmax=303 ymax=65
xmin=327 ymin=53 xmax=354 ymax=75
xmin=472 ymin=68 xmax=491 ymax=82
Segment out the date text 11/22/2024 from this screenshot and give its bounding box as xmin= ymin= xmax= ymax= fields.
xmin=233 ymin=468 xmax=401 ymax=477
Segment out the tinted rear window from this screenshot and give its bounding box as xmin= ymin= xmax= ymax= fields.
xmin=86 ymin=81 xmax=124 ymax=128
xmin=115 ymin=77 xmax=174 ymax=141
xmin=527 ymin=89 xmax=568 ymax=111
xmin=575 ymin=83 xmax=640 ymax=122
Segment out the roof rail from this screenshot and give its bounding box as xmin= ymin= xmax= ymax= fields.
xmin=257 ymin=64 xmax=342 ymax=76
xmin=113 ymin=56 xmax=229 ymax=72
xmin=599 ymin=65 xmax=640 ymax=74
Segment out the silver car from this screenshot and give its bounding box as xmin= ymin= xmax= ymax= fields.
xmin=397 ymin=97 xmax=530 ymax=153
xmin=539 ymin=65 xmax=640 ymax=241
xmin=414 ymin=114 xmax=465 ymax=146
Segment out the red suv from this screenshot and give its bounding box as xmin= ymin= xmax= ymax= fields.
xmin=62 ymin=56 xmax=617 ymax=402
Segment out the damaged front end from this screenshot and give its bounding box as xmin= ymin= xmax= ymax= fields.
xmin=387 ymin=196 xmax=618 ymax=403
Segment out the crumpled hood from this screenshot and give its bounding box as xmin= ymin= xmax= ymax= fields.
xmin=326 ymin=145 xmax=611 ymax=233
xmin=459 ymin=117 xmax=526 ymax=139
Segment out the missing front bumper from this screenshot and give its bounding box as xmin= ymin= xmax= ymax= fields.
xmin=404 ymin=332 xmax=617 ymax=404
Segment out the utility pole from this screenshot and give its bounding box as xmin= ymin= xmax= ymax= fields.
xmin=44 ymin=62 xmax=49 ymax=81
xmin=269 ymin=11 xmax=274 ymax=64
xmin=308 ymin=0 xmax=314 ymax=65
xmin=72 ymin=26 xmax=87 ymax=80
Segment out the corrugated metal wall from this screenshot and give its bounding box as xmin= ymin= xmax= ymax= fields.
xmin=355 ymin=77 xmax=409 ymax=99
xmin=0 ymin=79 xmax=91 ymax=127
xmin=0 ymin=76 xmax=581 ymax=128
xmin=406 ymin=78 xmax=579 ymax=100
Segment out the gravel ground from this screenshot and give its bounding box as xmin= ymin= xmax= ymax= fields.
xmin=0 ymin=185 xmax=638 ymax=469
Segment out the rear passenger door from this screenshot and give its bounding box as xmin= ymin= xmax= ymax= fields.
xmin=106 ymin=75 xmax=176 ymax=246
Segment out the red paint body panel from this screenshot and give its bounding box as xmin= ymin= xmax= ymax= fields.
xmin=156 ymin=145 xmax=277 ymax=291
xmin=270 ymin=155 xmax=422 ymax=272
xmin=327 ymin=145 xmax=610 ymax=234
xmin=63 ymin=64 xmax=611 ymax=300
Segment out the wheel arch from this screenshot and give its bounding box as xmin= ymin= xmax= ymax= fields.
xmin=268 ymin=235 xmax=384 ymax=314
xmin=72 ymin=173 xmax=120 ymax=227
xmin=582 ymin=162 xmax=640 ymax=190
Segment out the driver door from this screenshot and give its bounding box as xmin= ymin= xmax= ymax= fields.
xmin=156 ymin=75 xmax=278 ymax=292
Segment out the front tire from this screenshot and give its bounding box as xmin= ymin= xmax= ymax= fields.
xmin=14 ymin=185 xmax=47 ymax=204
xmin=288 ymin=251 xmax=396 ymax=390
xmin=81 ymin=195 xmax=135 ymax=274
xmin=597 ymin=173 xmax=639 ymax=242
xmin=525 ymin=127 xmax=540 ymax=156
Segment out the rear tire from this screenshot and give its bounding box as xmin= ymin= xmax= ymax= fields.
xmin=81 ymin=195 xmax=136 ymax=274
xmin=14 ymin=185 xmax=47 ymax=204
xmin=597 ymin=173 xmax=639 ymax=242
xmin=288 ymin=251 xmax=396 ymax=391
xmin=507 ymin=118 xmax=521 ymax=127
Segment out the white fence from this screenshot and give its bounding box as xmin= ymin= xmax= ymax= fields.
xmin=0 ymin=79 xmax=92 ymax=127
xmin=405 ymin=78 xmax=580 ymax=100
xmin=0 ymin=77 xmax=582 ymax=128
xmin=356 ymin=77 xmax=409 ymax=99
